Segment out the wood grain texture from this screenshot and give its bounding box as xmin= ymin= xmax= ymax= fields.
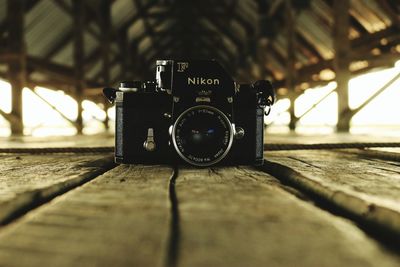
xmin=0 ymin=134 xmax=113 ymax=148
xmin=0 ymin=164 xmax=173 ymax=267
xmin=175 ymin=166 xmax=400 ymax=267
xmin=342 ymin=148 xmax=400 ymax=162
xmin=263 ymin=150 xmax=400 ymax=237
xmin=0 ymin=153 xmax=114 ymax=224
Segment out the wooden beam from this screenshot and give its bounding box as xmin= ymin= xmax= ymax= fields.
xmin=195 ymin=5 xmax=244 ymax=53
xmin=100 ymin=0 xmax=111 ymax=130
xmin=119 ymin=1 xmax=158 ymax=31
xmin=351 ymin=26 xmax=400 ymax=54
xmin=133 ymin=0 xmax=156 ymax=54
xmin=0 ymin=69 xmax=104 ymax=103
xmin=271 ymin=22 xmax=400 ymax=90
xmin=26 ymin=56 xmax=100 ymax=88
xmin=0 ymin=108 xmax=20 ymax=126
xmin=285 ymin=0 xmax=297 ymax=131
xmin=333 ymin=0 xmax=351 ymax=132
xmin=73 ymin=0 xmax=85 ymax=134
xmin=53 ymin=0 xmax=72 ymax=14
xmin=379 ymin=0 xmax=400 ymax=28
xmin=96 ymin=2 xmax=159 ymax=81
xmin=117 ymin=29 xmax=131 ymax=81
xmin=146 ymin=32 xmax=236 ymax=71
xmin=268 ymin=0 xmax=284 ymax=17
xmin=273 ymin=50 xmax=400 ymax=91
xmin=49 ymin=0 xmax=118 ymax=63
xmin=0 ymin=0 xmax=39 ymax=34
xmin=7 ymin=0 xmax=26 ymax=135
xmin=220 ymin=1 xmax=255 ymax=36
xmin=54 ymin=0 xmax=100 ymax=39
xmin=27 ymin=56 xmax=74 ymax=82
xmin=43 ymin=28 xmax=73 ymax=59
xmin=296 ymin=33 xmax=324 ymax=62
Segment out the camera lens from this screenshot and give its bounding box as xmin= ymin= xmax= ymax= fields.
xmin=172 ymin=106 xmax=234 ymax=166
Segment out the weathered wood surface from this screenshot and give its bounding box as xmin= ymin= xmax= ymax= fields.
xmin=350 ymin=148 xmax=400 ymax=162
xmin=2 ymin=133 xmax=396 ymax=149
xmin=175 ymin=167 xmax=400 ymax=267
xmin=0 ymin=165 xmax=173 ymax=267
xmin=0 ymin=163 xmax=399 ymax=266
xmin=0 ymin=153 xmax=114 ymax=224
xmin=0 ymin=134 xmax=114 ymax=148
xmin=264 ymin=133 xmax=400 ymax=144
xmin=263 ymin=150 xmax=400 ymax=237
xmin=0 ymin=133 xmax=399 ymax=266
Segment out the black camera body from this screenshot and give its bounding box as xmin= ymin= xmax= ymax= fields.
xmin=104 ymin=60 xmax=275 ymax=167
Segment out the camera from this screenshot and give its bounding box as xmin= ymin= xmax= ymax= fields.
xmin=103 ymin=59 xmax=275 ymax=167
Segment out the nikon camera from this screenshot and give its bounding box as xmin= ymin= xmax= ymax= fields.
xmin=103 ymin=59 xmax=275 ymax=167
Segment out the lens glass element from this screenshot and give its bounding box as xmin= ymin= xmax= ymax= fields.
xmin=172 ymin=106 xmax=233 ymax=166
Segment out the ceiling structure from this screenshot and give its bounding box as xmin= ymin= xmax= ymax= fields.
xmin=0 ymin=0 xmax=399 ymax=101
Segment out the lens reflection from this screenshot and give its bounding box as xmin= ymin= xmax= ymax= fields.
xmin=174 ymin=106 xmax=232 ymax=165
xmin=189 ymin=128 xmax=217 ymax=146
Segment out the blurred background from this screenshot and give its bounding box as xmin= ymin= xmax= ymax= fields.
xmin=0 ymin=0 xmax=399 ymax=138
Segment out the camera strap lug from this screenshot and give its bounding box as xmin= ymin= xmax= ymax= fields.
xmin=143 ymin=128 xmax=156 ymax=152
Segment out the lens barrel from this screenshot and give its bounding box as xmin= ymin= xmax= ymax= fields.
xmin=172 ymin=106 xmax=234 ymax=166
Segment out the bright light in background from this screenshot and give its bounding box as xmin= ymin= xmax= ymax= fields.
xmin=0 ymin=60 xmax=399 ymax=137
xmin=0 ymin=82 xmax=111 ymax=137
xmin=0 ymin=80 xmax=11 ymax=113
xmin=349 ymin=68 xmax=400 ymax=125
xmin=22 ymin=88 xmax=77 ymax=136
xmin=264 ymin=98 xmax=290 ymax=133
xmin=295 ymin=82 xmax=337 ymax=125
xmin=82 ymin=100 xmax=108 ymax=135
xmin=0 ymin=80 xmax=11 ymax=136
xmin=267 ymin=60 xmax=400 ymax=135
xmin=107 ymin=106 xmax=115 ymax=121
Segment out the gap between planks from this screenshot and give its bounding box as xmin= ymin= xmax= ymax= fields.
xmin=0 ymin=161 xmax=399 ymax=266
xmin=261 ymin=149 xmax=400 ymax=248
xmin=0 ymin=165 xmax=174 ymax=267
xmin=174 ymin=166 xmax=400 ymax=267
xmin=0 ymin=153 xmax=116 ymax=226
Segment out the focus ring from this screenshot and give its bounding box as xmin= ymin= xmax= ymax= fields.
xmin=171 ymin=105 xmax=234 ymax=167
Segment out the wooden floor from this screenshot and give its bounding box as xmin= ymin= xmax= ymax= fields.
xmin=0 ymin=134 xmax=399 ymax=267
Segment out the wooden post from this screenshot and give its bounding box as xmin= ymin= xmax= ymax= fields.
xmin=285 ymin=0 xmax=297 ymax=131
xmin=333 ymin=0 xmax=351 ymax=132
xmin=118 ymin=29 xmax=129 ymax=80
xmin=100 ymin=0 xmax=111 ymax=130
xmin=7 ymin=0 xmax=26 ymax=135
xmin=73 ymin=0 xmax=85 ymax=134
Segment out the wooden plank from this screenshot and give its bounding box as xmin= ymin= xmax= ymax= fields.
xmin=175 ymin=167 xmax=400 ymax=267
xmin=0 ymin=153 xmax=114 ymax=225
xmin=262 ymin=150 xmax=400 ymax=238
xmin=343 ymin=148 xmax=400 ymax=162
xmin=265 ymin=133 xmax=400 ymax=144
xmin=0 ymin=165 xmax=173 ymax=267
xmin=0 ymin=134 xmax=113 ymax=149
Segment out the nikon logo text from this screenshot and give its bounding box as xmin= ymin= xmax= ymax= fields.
xmin=188 ymin=77 xmax=220 ymax=85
